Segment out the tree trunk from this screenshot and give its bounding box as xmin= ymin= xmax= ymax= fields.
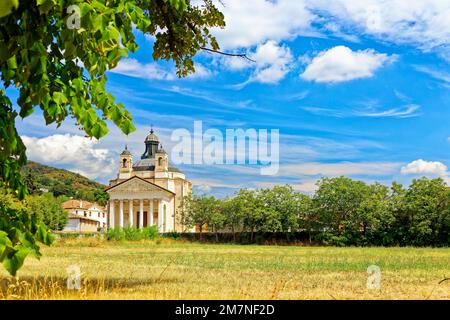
xmin=232 ymin=226 xmax=236 ymax=242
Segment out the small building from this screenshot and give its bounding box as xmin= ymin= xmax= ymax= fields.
xmin=65 ymin=215 xmax=100 ymax=233
xmin=62 ymin=199 xmax=107 ymax=231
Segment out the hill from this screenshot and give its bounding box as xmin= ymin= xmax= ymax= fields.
xmin=21 ymin=161 xmax=108 ymax=205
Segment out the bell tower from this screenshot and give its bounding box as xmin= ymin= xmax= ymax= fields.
xmin=155 ymin=145 xmax=168 ymax=172
xmin=118 ymin=145 xmax=132 ymax=179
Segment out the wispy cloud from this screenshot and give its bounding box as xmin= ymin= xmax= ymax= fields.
xmin=355 ymin=104 xmax=421 ymax=118
xmin=301 ymin=104 xmax=421 ymax=118
xmin=109 ymin=58 xmax=174 ymax=80
xmin=413 ymin=65 xmax=450 ymax=84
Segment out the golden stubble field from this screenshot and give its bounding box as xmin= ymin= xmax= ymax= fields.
xmin=0 ymin=238 xmax=449 ymax=300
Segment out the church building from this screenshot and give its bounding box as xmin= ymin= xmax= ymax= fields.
xmin=106 ymin=129 xmax=192 ymax=232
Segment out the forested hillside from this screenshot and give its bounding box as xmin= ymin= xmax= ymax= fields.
xmin=21 ymin=161 xmax=108 ymax=205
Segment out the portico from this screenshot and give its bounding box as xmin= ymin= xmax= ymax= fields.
xmin=106 ymin=176 xmax=175 ymax=232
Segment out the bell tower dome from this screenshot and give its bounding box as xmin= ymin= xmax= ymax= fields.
xmin=118 ymin=145 xmax=132 ymax=179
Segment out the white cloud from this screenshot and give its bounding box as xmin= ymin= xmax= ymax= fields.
xmin=22 ymin=134 xmax=116 ymax=180
xmin=309 ymin=0 xmax=450 ymax=61
xmin=211 ymin=0 xmax=316 ymax=49
xmin=401 ymin=159 xmax=448 ymax=177
xmin=208 ymin=0 xmax=449 ymax=60
xmin=186 ymin=63 xmax=215 ymax=79
xmin=220 ymin=55 xmax=253 ymax=71
xmin=301 ymin=46 xmax=396 ymax=83
xmin=250 ymin=41 xmax=293 ymax=84
xmin=109 ymin=58 xmax=174 ymax=80
xmin=230 ymin=41 xmax=293 ymax=86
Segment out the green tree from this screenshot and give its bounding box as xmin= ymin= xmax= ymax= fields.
xmin=177 ymin=195 xmax=190 ymax=233
xmin=181 ymin=193 xmax=219 ymax=240
xmin=234 ymin=189 xmax=263 ymax=242
xmin=356 ymin=183 xmax=392 ymax=245
xmin=256 ymin=188 xmax=281 ymax=233
xmin=207 ymin=197 xmax=225 ymax=242
xmin=0 ymin=0 xmax=228 ymax=275
xmin=296 ymin=194 xmax=315 ymax=243
xmin=94 ymin=190 xmax=108 ymax=206
xmin=313 ymin=177 xmax=372 ymax=245
xmin=22 ymin=171 xmax=40 ymax=195
xmin=314 ymin=177 xmax=370 ymax=229
xmin=259 ymin=185 xmax=301 ymax=234
xmin=221 ymin=196 xmax=244 ymax=242
xmin=342 ymin=182 xmax=390 ymax=245
xmin=0 ymin=193 xmax=53 ymax=276
xmin=401 ymin=178 xmax=450 ymax=246
xmin=26 ymin=193 xmax=69 ymax=230
xmin=386 ymin=181 xmax=407 ymax=244
xmin=50 ymin=182 xmax=74 ymax=198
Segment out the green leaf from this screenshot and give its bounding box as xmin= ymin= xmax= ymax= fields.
xmin=6 ymin=55 xmax=17 ymax=69
xmin=52 ymin=91 xmax=68 ymax=105
xmin=3 ymin=246 xmax=29 ymax=276
xmin=90 ymin=121 xmax=108 ymax=139
xmin=120 ymin=119 xmax=136 ymax=135
xmin=0 ymin=231 xmax=13 ymax=262
xmin=35 ymin=224 xmax=54 ymax=246
xmin=0 ymin=0 xmax=19 ymax=18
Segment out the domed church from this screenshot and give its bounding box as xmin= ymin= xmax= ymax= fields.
xmin=106 ymin=128 xmax=192 ymax=232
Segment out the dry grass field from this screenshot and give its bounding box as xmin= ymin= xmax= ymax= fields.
xmin=0 ymin=238 xmax=449 ymax=300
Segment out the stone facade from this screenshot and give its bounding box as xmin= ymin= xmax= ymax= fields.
xmin=106 ymin=129 xmax=192 ymax=232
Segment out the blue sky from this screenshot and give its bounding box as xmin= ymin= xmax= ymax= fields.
xmin=15 ymin=0 xmax=450 ymax=197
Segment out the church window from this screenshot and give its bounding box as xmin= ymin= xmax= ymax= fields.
xmin=158 ymin=157 xmax=162 ymax=166
xmin=122 ymin=158 xmax=127 ymax=168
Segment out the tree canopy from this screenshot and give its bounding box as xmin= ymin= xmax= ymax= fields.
xmin=0 ymin=0 xmax=225 ymax=198
xmin=180 ymin=177 xmax=449 ymax=246
xmin=0 ymin=0 xmax=226 ymax=276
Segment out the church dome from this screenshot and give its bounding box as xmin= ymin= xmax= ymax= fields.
xmin=145 ymin=128 xmax=159 ymax=142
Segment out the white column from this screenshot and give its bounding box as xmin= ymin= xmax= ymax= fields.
xmin=119 ymin=200 xmax=124 ymax=228
xmin=158 ymin=199 xmax=164 ymax=232
xmin=129 ymin=200 xmax=134 ymax=227
xmin=139 ymin=199 xmax=144 ymax=229
xmin=109 ymin=201 xmax=115 ymax=229
xmin=149 ymin=199 xmax=154 ymax=226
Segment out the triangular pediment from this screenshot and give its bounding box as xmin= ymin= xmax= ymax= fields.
xmin=106 ymin=176 xmax=174 ymax=195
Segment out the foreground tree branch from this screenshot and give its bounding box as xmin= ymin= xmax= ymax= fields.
xmin=200 ymin=47 xmax=256 ymax=62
